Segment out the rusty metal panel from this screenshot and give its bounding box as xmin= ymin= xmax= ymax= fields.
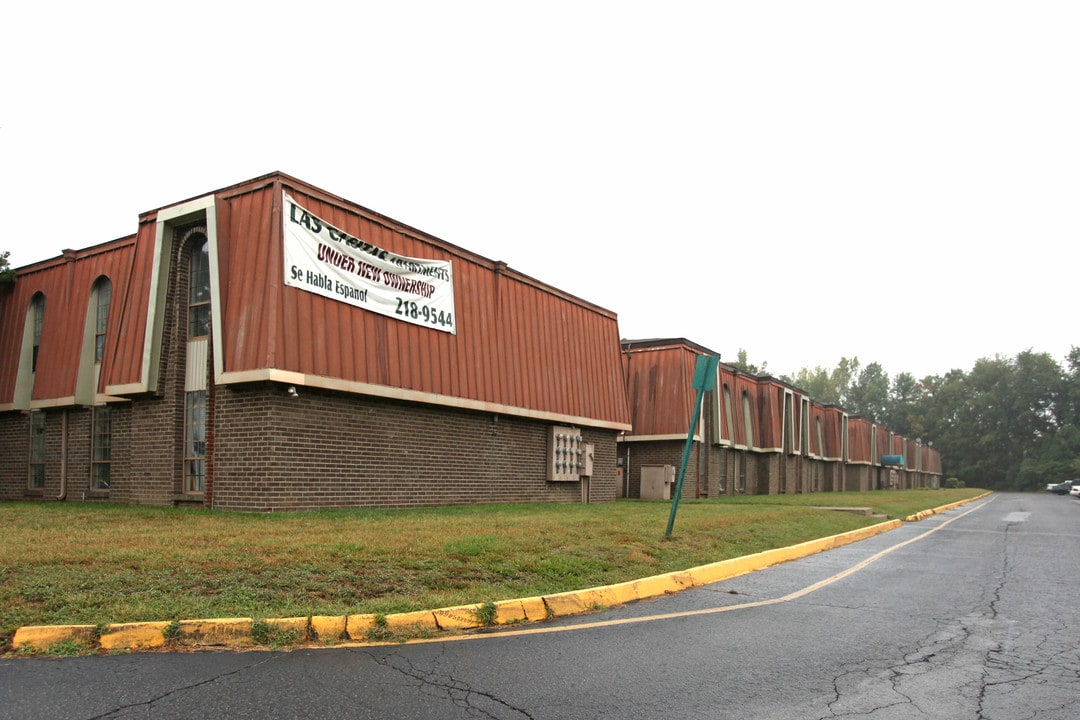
xmin=789 ymin=388 xmax=804 ymax=455
xmin=814 ymin=405 xmax=844 ymax=459
xmin=101 ymin=222 xmax=157 ymax=391
xmin=753 ymin=380 xmax=782 ymax=449
xmin=622 ymin=341 xmax=697 ymax=437
xmin=847 ymin=416 xmax=872 ymax=463
xmin=875 ymin=424 xmax=892 ymax=465
xmin=807 ymin=403 xmax=826 ymax=456
xmin=731 ymin=373 xmax=759 ymax=448
xmin=716 ymin=365 xmax=738 ymax=442
xmin=0 ymin=239 xmax=137 ymax=404
xmin=213 ymin=175 xmax=630 ymax=428
xmin=925 ymin=446 xmax=941 ymax=474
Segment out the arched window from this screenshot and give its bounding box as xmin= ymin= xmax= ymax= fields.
xmin=93 ymin=277 xmax=112 ymax=363
xmin=723 ymin=384 xmax=733 ymax=443
xmin=742 ymin=391 xmax=753 ymax=449
xmin=188 ymin=237 xmax=210 ymax=338
xmin=30 ymin=292 xmax=45 ymax=372
xmin=183 ymin=233 xmax=210 ymax=495
xmin=13 ymin=292 xmax=47 ymax=409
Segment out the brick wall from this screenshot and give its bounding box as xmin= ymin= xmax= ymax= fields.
xmin=210 ymin=383 xmax=619 ymax=511
xmin=0 ymin=407 xmax=100 ymax=503
xmin=0 ymin=413 xmax=28 ymax=500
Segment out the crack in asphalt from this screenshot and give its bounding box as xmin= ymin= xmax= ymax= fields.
xmin=363 ymin=646 xmax=535 ymax=719
xmin=972 ymin=522 xmax=1014 ymax=719
xmin=84 ymin=652 xmax=283 ymax=720
xmin=816 ymin=512 xmax=1024 ymax=719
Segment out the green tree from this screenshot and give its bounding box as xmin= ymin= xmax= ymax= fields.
xmin=1057 ymin=346 xmax=1080 ymax=428
xmin=784 ymin=365 xmax=834 ymax=402
xmin=930 ymin=352 xmax=1065 ymax=490
xmin=783 ymin=348 xmax=1079 ymax=491
xmin=883 ymin=371 xmax=918 ymax=435
xmin=0 ymin=250 xmax=16 ymax=286
xmin=730 ymin=349 xmax=768 ymax=376
xmin=784 ymin=356 xmax=861 ymax=407
xmin=847 ymin=361 xmax=890 ymax=422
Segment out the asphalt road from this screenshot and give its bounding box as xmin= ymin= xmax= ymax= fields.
xmin=3 ymin=492 xmax=1078 ymax=719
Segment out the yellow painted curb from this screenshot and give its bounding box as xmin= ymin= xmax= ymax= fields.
xmin=604 ymin=579 xmax=644 ymax=606
xmin=265 ymin=616 xmax=309 ymax=639
xmin=904 ymin=491 xmax=992 ymax=522
xmin=686 ymin=519 xmax=902 ymax=587
xmin=533 ymin=518 xmax=905 ymax=624
xmin=632 ymin=572 xmax=686 ymax=600
xmin=346 ymin=613 xmax=377 ymax=639
xmin=100 ymin=621 xmax=170 ymax=650
xmin=543 ymin=589 xmax=593 ymax=617
xmin=311 ymin=615 xmax=347 ymax=642
xmin=432 ymin=603 xmax=484 ymax=630
xmin=176 ymin=618 xmax=253 ymax=646
xmin=12 ymin=624 xmax=97 ymax=651
xmin=383 ymin=609 xmax=438 ymax=631
xmin=518 ymin=596 xmax=549 ymax=622
xmin=492 ymin=599 xmax=528 ymax=624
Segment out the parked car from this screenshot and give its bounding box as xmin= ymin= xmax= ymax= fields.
xmin=1050 ymin=480 xmax=1080 ymax=495
xmin=1070 ymin=484 xmax=1080 ymax=497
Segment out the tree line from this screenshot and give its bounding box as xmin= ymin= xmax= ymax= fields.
xmin=732 ymin=348 xmax=1080 ymax=491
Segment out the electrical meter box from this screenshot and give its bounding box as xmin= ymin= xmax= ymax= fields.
xmin=548 ymin=426 xmax=584 ymax=482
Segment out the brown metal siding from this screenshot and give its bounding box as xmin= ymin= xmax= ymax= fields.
xmin=212 ymin=176 xmax=630 ymax=427
xmin=732 ymin=374 xmax=758 ymax=448
xmin=819 ymin=406 xmax=844 ymax=459
xmin=807 ymin=403 xmax=825 ymax=456
xmin=716 ymin=366 xmax=737 ymax=442
xmin=926 ymin=447 xmax=942 ymax=474
xmin=875 ymin=425 xmax=891 ymax=465
xmin=756 ymin=380 xmax=783 ymax=449
xmin=847 ymin=416 xmax=872 ymax=463
xmin=101 ymin=222 xmax=157 ymax=390
xmin=0 ymin=240 xmax=137 ymax=403
xmin=790 ymin=388 xmax=804 ymax=454
xmin=623 ymin=344 xmax=697 ymax=437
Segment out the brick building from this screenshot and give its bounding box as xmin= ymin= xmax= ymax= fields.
xmin=619 ymin=338 xmax=941 ymax=499
xmin=0 ymin=173 xmax=632 ymax=510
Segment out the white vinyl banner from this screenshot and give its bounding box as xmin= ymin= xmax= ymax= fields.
xmin=282 ymin=193 xmax=456 ymax=334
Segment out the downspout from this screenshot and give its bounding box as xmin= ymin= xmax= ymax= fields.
xmin=56 ymin=409 xmax=68 ymax=500
xmin=57 ymin=250 xmax=76 ymax=502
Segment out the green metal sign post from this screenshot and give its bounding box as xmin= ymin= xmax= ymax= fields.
xmin=665 ymin=353 xmax=720 ymax=539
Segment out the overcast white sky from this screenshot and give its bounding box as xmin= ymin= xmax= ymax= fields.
xmin=2 ymin=1 xmax=1076 ymax=381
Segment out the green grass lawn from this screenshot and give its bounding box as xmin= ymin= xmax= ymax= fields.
xmin=0 ymin=488 xmax=984 ymax=649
